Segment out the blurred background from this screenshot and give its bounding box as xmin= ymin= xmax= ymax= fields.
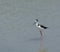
xmin=0 ymin=0 xmax=60 ymax=52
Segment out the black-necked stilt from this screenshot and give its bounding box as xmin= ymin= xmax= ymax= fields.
xmin=33 ymin=19 xmax=47 ymax=51
xmin=33 ymin=19 xmax=48 ymax=29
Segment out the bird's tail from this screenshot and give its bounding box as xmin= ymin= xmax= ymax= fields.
xmin=44 ymin=27 xmax=48 ymax=29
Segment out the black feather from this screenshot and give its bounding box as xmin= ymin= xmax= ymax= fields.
xmin=35 ymin=19 xmax=38 ymax=22
xmin=40 ymin=25 xmax=48 ymax=29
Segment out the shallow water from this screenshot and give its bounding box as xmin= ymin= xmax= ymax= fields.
xmin=0 ymin=0 xmax=60 ymax=52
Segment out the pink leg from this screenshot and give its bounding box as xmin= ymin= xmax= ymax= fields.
xmin=40 ymin=30 xmax=43 ymax=40
xmin=40 ymin=30 xmax=43 ymax=36
xmin=39 ymin=30 xmax=43 ymax=50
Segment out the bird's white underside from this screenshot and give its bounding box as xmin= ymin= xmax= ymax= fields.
xmin=36 ymin=22 xmax=44 ymax=29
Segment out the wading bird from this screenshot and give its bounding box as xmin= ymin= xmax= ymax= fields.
xmin=33 ymin=19 xmax=48 ymax=36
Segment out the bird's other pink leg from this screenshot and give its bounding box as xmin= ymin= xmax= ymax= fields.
xmin=39 ymin=30 xmax=43 ymax=50
xmin=40 ymin=30 xmax=43 ymax=36
xmin=39 ymin=30 xmax=43 ymax=40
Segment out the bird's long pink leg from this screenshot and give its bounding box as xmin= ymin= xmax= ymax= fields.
xmin=40 ymin=30 xmax=43 ymax=36
xmin=39 ymin=30 xmax=43 ymax=50
xmin=39 ymin=30 xmax=43 ymax=40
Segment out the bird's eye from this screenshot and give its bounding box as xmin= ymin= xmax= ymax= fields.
xmin=35 ymin=19 xmax=38 ymax=21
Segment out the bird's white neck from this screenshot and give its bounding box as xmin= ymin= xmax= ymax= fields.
xmin=36 ymin=22 xmax=39 ymax=26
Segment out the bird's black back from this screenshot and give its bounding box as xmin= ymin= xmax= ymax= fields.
xmin=40 ymin=25 xmax=48 ymax=29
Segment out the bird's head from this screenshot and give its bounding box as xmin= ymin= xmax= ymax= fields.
xmin=35 ymin=19 xmax=38 ymax=22
xmin=33 ymin=19 xmax=38 ymax=25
